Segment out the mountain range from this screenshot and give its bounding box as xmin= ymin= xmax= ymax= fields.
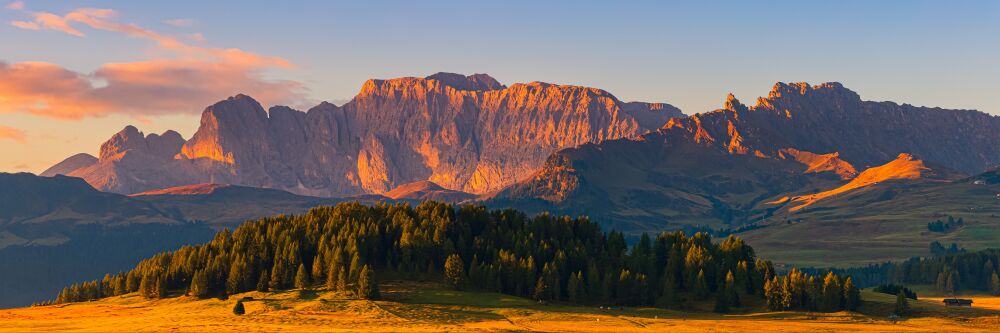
xmin=488 ymin=82 xmax=999 ymax=231
xmin=42 ymin=72 xmax=682 ymax=197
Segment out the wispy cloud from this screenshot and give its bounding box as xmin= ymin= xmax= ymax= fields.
xmin=162 ymin=18 xmax=193 ymax=27
xmin=0 ymin=125 xmax=26 ymax=143
xmin=5 ymin=1 xmax=24 ymax=10
xmin=2 ymin=7 xmax=304 ymax=119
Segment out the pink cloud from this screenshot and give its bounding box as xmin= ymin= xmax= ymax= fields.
xmin=28 ymin=12 xmax=86 ymax=36
xmin=0 ymin=60 xmax=305 ymax=119
xmin=2 ymin=7 xmax=304 ymax=119
xmin=5 ymin=1 xmax=24 ymax=10
xmin=9 ymin=20 xmax=38 ymax=29
xmin=162 ymin=18 xmax=193 ymax=27
xmin=0 ymin=126 xmax=26 ymax=143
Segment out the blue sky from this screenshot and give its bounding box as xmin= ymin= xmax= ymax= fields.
xmin=0 ymin=0 xmax=998 ymax=172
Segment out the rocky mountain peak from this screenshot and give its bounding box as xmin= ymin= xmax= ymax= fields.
xmin=723 ymin=93 xmax=749 ymax=112
xmin=426 ymin=72 xmax=505 ymax=91
xmin=99 ymin=126 xmax=183 ymax=161
xmin=179 ymin=94 xmax=269 ymax=164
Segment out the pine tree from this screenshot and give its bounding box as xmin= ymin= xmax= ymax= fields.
xmin=894 ymin=291 xmax=910 ymax=316
xmin=764 ymin=277 xmax=783 ymax=310
xmin=357 ymin=265 xmax=379 ymax=300
xmin=820 ymin=272 xmax=842 ymax=312
xmin=233 ymin=300 xmax=245 ymax=315
xmin=444 ymin=254 xmax=465 ymax=290
xmin=989 ymin=271 xmax=1000 ymax=296
xmin=256 ymin=270 xmax=269 ymax=292
xmin=336 ymin=267 xmax=348 ymax=292
xmin=843 ymin=277 xmax=860 ymax=311
xmin=567 ymin=271 xmax=583 ymax=303
xmin=533 ymin=276 xmax=550 ymax=301
xmin=270 ymin=261 xmax=284 ymax=291
xmin=725 ymin=271 xmax=739 ymax=307
xmin=227 ymin=260 xmax=247 ymax=295
xmin=295 ymin=263 xmax=310 ymax=289
xmin=693 ymin=269 xmax=709 ymax=298
xmin=312 ymin=251 xmax=326 ymax=283
xmin=190 ymin=269 xmax=211 ymax=298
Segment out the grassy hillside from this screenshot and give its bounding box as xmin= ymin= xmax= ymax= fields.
xmin=3 ymin=281 xmax=998 ymax=332
xmin=743 ymin=179 xmax=1000 ymax=267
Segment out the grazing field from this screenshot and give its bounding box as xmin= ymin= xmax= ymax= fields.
xmin=1 ymin=282 xmax=998 ymax=332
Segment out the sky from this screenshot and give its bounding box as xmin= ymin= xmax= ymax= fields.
xmin=1 ymin=0 xmax=998 ymax=173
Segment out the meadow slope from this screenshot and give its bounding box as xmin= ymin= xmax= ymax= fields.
xmin=2 ymin=281 xmax=998 ymax=332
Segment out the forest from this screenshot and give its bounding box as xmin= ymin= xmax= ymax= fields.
xmin=50 ymin=201 xmax=859 ymax=312
xmin=803 ymin=248 xmax=1000 ymax=296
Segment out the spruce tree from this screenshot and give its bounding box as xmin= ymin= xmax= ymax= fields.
xmin=567 ymin=271 xmax=583 ymax=303
xmin=336 ymin=267 xmax=348 ymax=292
xmin=693 ymin=269 xmax=709 ymax=298
xmin=190 ymin=270 xmax=211 ymax=298
xmin=444 ymin=254 xmax=465 ymax=290
xmin=820 ymin=272 xmax=842 ymax=312
xmin=990 ymin=271 xmax=1000 ymax=296
xmin=843 ymin=277 xmax=860 ymax=311
xmin=357 ymin=265 xmax=379 ymax=300
xmin=295 ymin=264 xmax=310 ymax=289
xmin=893 ymin=291 xmax=910 ymax=316
xmin=533 ymin=276 xmax=550 ymax=301
xmin=256 ymin=270 xmax=269 ymax=292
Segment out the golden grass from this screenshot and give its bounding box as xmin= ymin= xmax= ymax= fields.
xmin=1 ymin=283 xmax=998 ymax=332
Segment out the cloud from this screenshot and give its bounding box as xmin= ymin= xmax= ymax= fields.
xmin=5 ymin=1 xmax=23 ymax=10
xmin=162 ymin=18 xmax=193 ymax=27
xmin=9 ymin=20 xmax=37 ymax=29
xmin=187 ymin=32 xmax=206 ymax=42
xmin=0 ymin=126 xmax=26 ymax=143
xmin=2 ymin=7 xmax=304 ymax=119
xmin=17 ymin=12 xmax=86 ymax=36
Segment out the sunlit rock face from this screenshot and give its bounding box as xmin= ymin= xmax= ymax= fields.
xmin=490 ymin=82 xmax=1000 ymax=229
xmin=659 ymin=82 xmax=1000 ymax=173
xmin=50 ymin=73 xmax=682 ymax=196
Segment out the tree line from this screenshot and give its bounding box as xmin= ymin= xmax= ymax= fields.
xmin=802 ymin=248 xmax=1000 ymax=296
xmin=51 ymin=201 xmax=860 ymax=312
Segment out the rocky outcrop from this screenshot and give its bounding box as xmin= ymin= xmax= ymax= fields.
xmin=491 ymin=82 xmax=1000 ymax=231
xmin=662 ymin=82 xmax=999 ymax=174
xmin=48 ymin=73 xmax=680 ymax=196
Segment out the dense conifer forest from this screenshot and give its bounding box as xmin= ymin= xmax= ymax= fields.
xmin=49 ymin=201 xmax=859 ymax=312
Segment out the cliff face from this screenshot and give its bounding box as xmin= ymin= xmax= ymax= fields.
xmin=51 ymin=73 xmax=682 ymax=196
xmin=662 ymin=82 xmax=999 ymax=173
xmin=490 ymin=82 xmax=1000 ymax=231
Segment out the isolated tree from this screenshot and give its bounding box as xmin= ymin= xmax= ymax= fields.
xmin=357 ymin=265 xmax=379 ymax=300
xmin=893 ymin=292 xmax=910 ymax=316
xmin=444 ymin=254 xmax=465 ymax=290
xmin=843 ymin=277 xmax=860 ymax=311
xmin=233 ymin=300 xmax=245 ymax=315
xmin=295 ymin=264 xmax=310 ymax=289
